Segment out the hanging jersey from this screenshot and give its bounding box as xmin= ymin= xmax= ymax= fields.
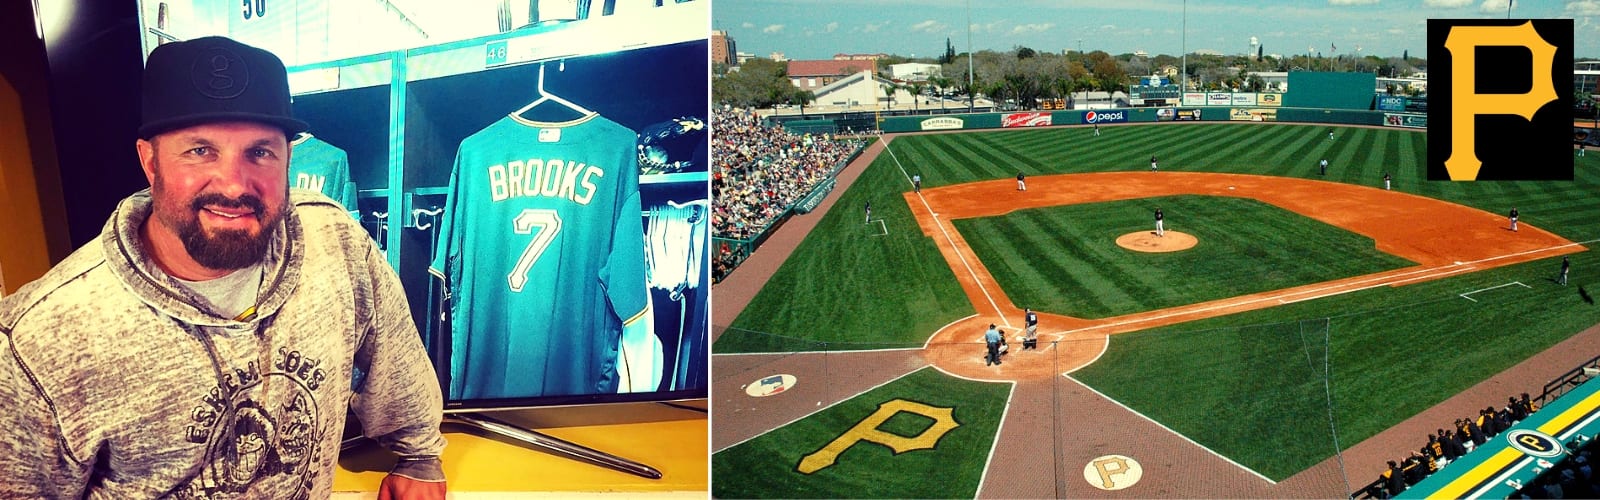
xmin=429 ymin=113 xmax=651 ymax=400
xmin=289 ymin=134 xmax=359 ymax=217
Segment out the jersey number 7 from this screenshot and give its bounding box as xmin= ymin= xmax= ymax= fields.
xmin=508 ymin=208 xmax=563 ymax=292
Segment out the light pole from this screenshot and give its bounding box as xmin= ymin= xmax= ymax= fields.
xmin=1181 ymin=0 xmax=1187 ymax=91
xmin=966 ymin=0 xmax=974 ymax=111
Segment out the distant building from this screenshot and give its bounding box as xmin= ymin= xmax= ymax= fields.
xmin=1246 ymin=71 xmax=1290 ymax=92
xmin=736 ymin=52 xmax=756 ymax=65
xmin=770 ymin=51 xmax=788 ymax=62
xmin=833 ymin=53 xmax=888 ymax=61
xmin=811 ymin=70 xmax=916 ymax=108
xmin=1578 ymin=61 xmax=1600 ymax=93
xmin=787 ymin=59 xmax=876 ymax=92
xmin=711 ymin=30 xmax=735 ymax=66
xmin=887 ymin=63 xmax=941 ymax=82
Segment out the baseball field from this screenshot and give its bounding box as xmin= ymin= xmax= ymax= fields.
xmin=713 ymin=122 xmax=1600 ymax=497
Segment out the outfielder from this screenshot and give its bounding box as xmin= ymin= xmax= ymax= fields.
xmin=1150 ymin=155 xmax=1159 ymax=172
xmin=1154 ymin=207 xmax=1165 ymax=237
xmin=1560 ymin=256 xmax=1570 ymax=286
xmin=1319 ymin=158 xmax=1328 ymax=176
xmin=864 ymin=200 xmax=872 ymax=224
xmin=1017 ymin=171 xmax=1026 ymax=191
xmin=1509 ymin=207 xmax=1519 ymax=232
xmin=1383 ymin=172 xmax=1392 ymax=191
xmin=912 ymin=173 xmax=922 ymax=193
xmin=1094 ymin=122 xmax=1101 ymax=136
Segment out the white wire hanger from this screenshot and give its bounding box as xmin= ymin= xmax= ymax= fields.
xmin=512 ymin=61 xmax=594 ymax=119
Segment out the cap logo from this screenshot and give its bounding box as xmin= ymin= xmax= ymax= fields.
xmin=190 ymin=47 xmax=250 ymax=99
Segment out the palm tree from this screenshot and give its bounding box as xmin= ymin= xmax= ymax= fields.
xmin=882 ymin=82 xmax=899 ymax=109
xmin=907 ymin=82 xmax=926 ymax=113
xmin=929 ymin=76 xmax=953 ymax=111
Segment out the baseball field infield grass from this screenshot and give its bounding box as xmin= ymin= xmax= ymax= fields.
xmin=711 ymin=367 xmax=1010 ymax=498
xmin=953 ymin=195 xmax=1415 ymax=319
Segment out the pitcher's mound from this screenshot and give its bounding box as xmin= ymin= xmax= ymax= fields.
xmin=1116 ymin=231 xmax=1198 ymax=253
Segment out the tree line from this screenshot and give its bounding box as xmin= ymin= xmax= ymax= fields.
xmin=714 ymin=43 xmax=1428 ymax=111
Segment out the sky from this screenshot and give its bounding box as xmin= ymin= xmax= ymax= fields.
xmin=714 ymin=0 xmax=1600 ymax=61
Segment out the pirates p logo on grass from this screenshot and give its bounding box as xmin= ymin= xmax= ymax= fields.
xmin=1427 ymin=19 xmax=1572 ymax=181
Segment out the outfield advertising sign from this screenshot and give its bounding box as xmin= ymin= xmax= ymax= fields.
xmin=1230 ymin=108 xmax=1278 ymax=121
xmin=793 ymin=178 xmax=836 ymax=214
xmin=1257 ymin=93 xmax=1284 ymax=106
xmin=1083 ymin=110 xmax=1127 ymax=124
xmin=1230 ymin=93 xmax=1258 ymax=106
xmin=1207 ymin=93 xmax=1232 ymax=106
xmin=1182 ymin=92 xmax=1206 ymax=106
xmin=1377 ymin=95 xmax=1407 ymax=112
xmin=1002 ymin=112 xmax=1052 ymax=128
xmin=1174 ymin=109 xmax=1202 ymax=121
xmin=920 ymin=117 xmax=965 ymax=131
xmin=1576 ymin=127 xmax=1600 ymax=146
xmin=1384 ymin=113 xmax=1427 ymax=128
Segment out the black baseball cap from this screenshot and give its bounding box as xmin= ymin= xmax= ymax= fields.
xmin=139 ymin=36 xmax=308 ymax=139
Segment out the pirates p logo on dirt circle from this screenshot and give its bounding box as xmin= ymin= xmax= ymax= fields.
xmin=745 ymin=374 xmax=796 ymax=397
xmin=1084 ymin=455 xmax=1143 ymax=491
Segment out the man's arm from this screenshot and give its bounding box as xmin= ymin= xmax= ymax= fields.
xmin=0 ymin=334 xmax=90 ymax=497
xmin=349 ymin=241 xmax=448 ymax=488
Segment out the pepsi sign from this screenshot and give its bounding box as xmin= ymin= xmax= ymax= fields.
xmin=1084 ymin=110 xmax=1128 ymax=124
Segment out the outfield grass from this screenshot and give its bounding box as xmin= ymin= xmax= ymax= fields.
xmin=711 ymin=367 xmax=1011 ymax=498
xmin=953 ymin=195 xmax=1415 ymax=318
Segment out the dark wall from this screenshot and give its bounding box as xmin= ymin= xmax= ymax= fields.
xmin=0 ymin=0 xmax=71 ymax=261
xmin=35 ymin=0 xmax=146 ymax=248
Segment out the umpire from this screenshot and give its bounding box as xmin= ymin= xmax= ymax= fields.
xmin=984 ymin=324 xmax=1002 ymax=365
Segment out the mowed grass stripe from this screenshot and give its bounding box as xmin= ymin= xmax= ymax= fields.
xmin=1183 ymin=125 xmax=1288 ymax=170
xmin=953 ymin=196 xmax=1415 ymax=319
xmin=711 ymin=367 xmax=1010 ymax=499
xmin=1073 ymin=252 xmax=1600 ymax=481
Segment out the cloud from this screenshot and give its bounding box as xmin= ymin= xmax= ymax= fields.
xmin=763 ymin=24 xmax=784 ymax=34
xmin=824 ymin=22 xmax=839 ymax=33
xmin=1329 ymin=0 xmax=1379 ymax=4
xmin=911 ymin=20 xmax=947 ymax=33
xmin=864 ymin=21 xmax=892 ymax=33
xmin=1480 ymin=0 xmax=1512 ymax=13
xmin=1569 ymin=0 xmax=1600 ymax=16
xmin=971 ymin=20 xmax=1007 ymax=33
xmin=741 ymin=22 xmax=754 ymax=29
xmin=1099 ymin=24 xmax=1117 ymax=31
xmin=1012 ymin=23 xmax=1055 ymax=35
xmin=1422 ymin=0 xmax=1472 ymax=6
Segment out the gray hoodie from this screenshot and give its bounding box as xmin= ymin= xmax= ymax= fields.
xmin=0 ymin=189 xmax=445 ymax=498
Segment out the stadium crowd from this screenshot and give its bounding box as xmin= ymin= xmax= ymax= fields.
xmin=712 ymin=107 xmax=862 ymax=240
xmin=712 ymin=107 xmax=864 ymax=280
xmin=1361 ymin=393 xmax=1584 ymax=498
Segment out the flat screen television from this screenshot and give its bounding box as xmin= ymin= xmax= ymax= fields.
xmin=124 ymin=0 xmax=710 ymax=412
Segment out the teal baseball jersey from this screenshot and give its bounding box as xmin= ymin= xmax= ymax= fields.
xmin=288 ymin=134 xmax=359 ymax=215
xmin=428 ymin=113 xmax=652 ymax=400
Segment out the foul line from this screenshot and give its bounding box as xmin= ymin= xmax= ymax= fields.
xmin=1058 ymin=238 xmax=1598 ymax=337
xmin=876 ymin=131 xmax=1010 ymax=327
xmin=713 ymin=364 xmax=931 ymax=453
xmin=1063 ymin=374 xmax=1278 ymax=484
xmin=974 ymin=380 xmax=1018 ymax=499
xmin=1459 ymin=281 xmax=1531 ymax=303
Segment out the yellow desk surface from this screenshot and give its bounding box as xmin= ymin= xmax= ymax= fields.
xmin=333 ymin=401 xmax=707 ymax=497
